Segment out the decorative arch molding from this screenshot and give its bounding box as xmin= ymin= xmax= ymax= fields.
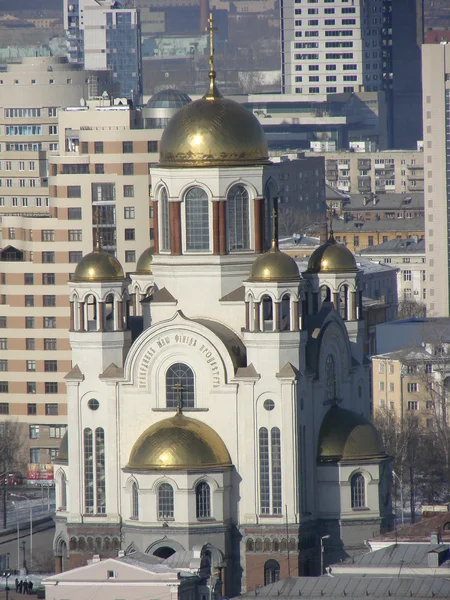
xmin=191 ymin=474 xmax=221 ymax=492
xmin=224 ymin=179 xmax=259 ymax=199
xmin=316 ymin=315 xmax=353 ymax=379
xmin=125 ymin=475 xmax=139 ymax=491
xmin=150 ymin=475 xmax=181 ymax=493
xmin=125 ymin=542 xmax=138 ymax=554
xmin=123 ymin=310 xmax=238 ymax=390
xmin=178 ymin=180 xmax=214 ymax=202
xmin=251 ymin=288 xmax=300 ymax=304
xmin=347 ymin=467 xmax=374 ymax=484
xmin=54 ymin=533 xmax=69 ymax=555
xmin=145 ymin=537 xmax=185 ymax=555
xmin=152 ymin=179 xmax=170 ymax=200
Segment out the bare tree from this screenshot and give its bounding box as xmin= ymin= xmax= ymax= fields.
xmin=397 ymin=299 xmax=427 ymax=320
xmin=278 ymin=206 xmax=322 ymax=239
xmin=0 ymin=420 xmax=26 ymax=528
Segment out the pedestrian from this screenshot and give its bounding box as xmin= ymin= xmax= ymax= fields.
xmin=19 ymin=580 xmax=23 ymax=593
xmin=15 ymin=578 xmax=19 ymax=592
xmin=23 ymin=580 xmax=28 ymax=595
xmin=28 ymin=581 xmax=33 ymax=595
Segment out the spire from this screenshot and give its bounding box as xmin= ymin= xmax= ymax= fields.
xmin=94 ymin=206 xmax=102 ymax=251
xmin=271 ymin=197 xmax=279 ymax=250
xmin=204 ymin=12 xmax=222 ymax=100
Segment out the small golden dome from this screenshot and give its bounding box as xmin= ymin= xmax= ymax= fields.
xmin=317 ymin=405 xmax=385 ymax=463
xmin=73 ymin=249 xmax=124 ymax=282
xmin=55 ymin=431 xmax=68 ymax=463
xmin=127 ymin=412 xmax=232 ymax=471
xmin=249 ymin=242 xmax=300 ymax=282
xmin=308 ymin=233 xmax=357 ymax=274
xmin=135 ymin=247 xmax=154 ymax=275
xmin=159 ymin=85 xmax=269 ymax=168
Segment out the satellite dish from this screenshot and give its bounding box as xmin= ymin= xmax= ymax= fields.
xmin=80 ymin=98 xmax=86 ymax=106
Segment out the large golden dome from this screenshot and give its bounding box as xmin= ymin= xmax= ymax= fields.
xmin=127 ymin=412 xmax=232 ymax=471
xmin=135 ymin=247 xmax=154 ymax=275
xmin=317 ymin=405 xmax=386 ymax=463
xmin=159 ymin=81 xmax=269 ymax=168
xmin=249 ymin=241 xmax=300 ymax=282
xmin=73 ymin=248 xmax=124 ymax=282
xmin=307 ymin=233 xmax=357 ymax=274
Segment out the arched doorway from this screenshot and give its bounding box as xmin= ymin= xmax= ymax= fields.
xmin=153 ymin=546 xmax=176 ymax=559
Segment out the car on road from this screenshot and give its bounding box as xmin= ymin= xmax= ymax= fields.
xmin=4 ymin=472 xmax=24 ymax=486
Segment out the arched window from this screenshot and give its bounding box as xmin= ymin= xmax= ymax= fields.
xmin=60 ymin=473 xmax=67 ymax=510
xmin=326 ymin=354 xmax=337 ymax=401
xmin=160 ymin=187 xmax=171 ymax=251
xmin=185 ymin=187 xmax=210 ymax=251
xmin=196 ymin=481 xmax=211 ymax=518
xmin=166 ymin=363 xmax=195 ymax=408
xmin=83 ymin=428 xmax=94 ymax=514
xmin=255 ymin=538 xmax=263 ymax=552
xmin=246 ymin=538 xmax=254 ymax=552
xmin=131 ymin=481 xmax=139 ymax=519
xmin=339 ymin=285 xmax=348 ymax=320
xmin=158 ymin=483 xmax=174 ymax=519
xmin=95 ymin=427 xmax=106 ymax=514
xmin=259 ymin=427 xmax=282 ymax=515
xmin=264 ymin=538 xmax=271 ymax=552
xmin=320 ymin=285 xmax=331 ymax=303
xmin=281 ymin=294 xmax=291 ymax=331
xmin=227 ymin=185 xmax=250 ymax=251
xmin=351 ymin=473 xmax=366 ymax=508
xmin=262 ymin=295 xmax=273 ymax=331
xmin=264 ymin=559 xmax=280 ymax=585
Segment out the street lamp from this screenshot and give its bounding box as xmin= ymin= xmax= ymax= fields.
xmin=392 ymin=470 xmax=404 ymax=526
xmin=320 ymin=535 xmax=330 ymax=575
xmin=2 ymin=571 xmax=11 ymax=600
xmin=10 ymin=494 xmax=33 ymax=571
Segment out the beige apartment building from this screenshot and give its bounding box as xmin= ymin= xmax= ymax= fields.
xmin=422 ymin=43 xmax=450 ymax=317
xmin=0 ymin=91 xmax=183 ymax=466
xmin=306 ymin=149 xmax=424 ymax=195
xmin=372 ymin=350 xmax=435 ymax=429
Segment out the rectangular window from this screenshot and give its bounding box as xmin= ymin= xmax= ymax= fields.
xmin=69 ymin=230 xmax=82 ymax=242
xmin=41 ymin=230 xmax=55 ymax=242
xmin=148 ymin=141 xmax=158 ymax=152
xmin=67 ymin=186 xmax=81 ymax=198
xmin=379 ymin=381 xmax=385 ymax=391
xmin=26 ymin=338 xmax=35 ymax=350
xmin=30 ymin=448 xmax=40 ymax=463
xmin=44 ymin=360 xmax=58 ymax=372
xmin=27 ymin=403 xmax=37 ymax=415
xmin=27 ymin=382 xmax=36 ymax=394
xmin=125 ymin=250 xmax=136 ymax=263
xmin=29 ymin=425 xmax=39 ymax=439
xmin=0 ymin=360 xmax=7 ymax=372
xmin=407 ymin=400 xmax=418 ymax=410
xmin=44 ymin=338 xmax=57 ymax=351
xmin=50 ymin=426 xmax=66 ymax=439
xmin=0 ymin=317 xmax=6 ymax=329
xmin=94 ymin=142 xmax=104 ymax=154
xmin=389 ymin=382 xmax=394 ymax=392
xmin=69 ymin=251 xmax=83 ymax=264
xmin=124 ymin=206 xmax=135 ymax=219
xmin=378 ymin=363 xmax=384 ymax=374
xmin=95 ymin=163 xmax=104 ymax=174
xmin=68 ymin=207 xmax=82 ymax=220
xmin=403 ymin=270 xmax=412 ymax=281
xmin=42 ymin=251 xmax=55 ymax=264
xmin=26 ymin=360 xmax=36 ymax=372
xmin=0 ymin=339 xmax=7 ymax=350
xmin=44 ymin=317 xmax=57 ymax=329
xmin=43 ymin=273 xmax=55 ymax=285
xmin=407 ymin=383 xmax=419 ymax=393
xmin=124 ymin=228 xmax=135 ymax=241
xmin=45 ymin=384 xmax=58 ymax=395
xmin=122 ymin=141 xmax=133 ymax=153
xmin=0 ymin=401 xmax=9 ymax=413
xmin=0 ymin=382 xmax=8 ymax=394
xmin=123 ymin=163 xmax=134 ymax=176
xmin=25 ymin=295 xmax=34 ymax=307
xmin=123 ymin=185 xmax=134 ymax=198
xmin=91 ymin=183 xmax=115 ymax=202
xmin=368 ymin=236 xmax=374 ymax=246
xmin=43 ymin=295 xmax=56 ymax=307
xmin=25 ymin=317 xmax=34 ymax=329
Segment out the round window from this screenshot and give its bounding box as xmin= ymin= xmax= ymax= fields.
xmin=88 ymin=399 xmax=100 ymax=411
xmin=263 ymin=399 xmax=275 ymax=411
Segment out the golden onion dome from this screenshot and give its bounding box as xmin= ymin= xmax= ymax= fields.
xmin=159 ymin=80 xmax=269 ymax=168
xmin=249 ymin=241 xmax=300 ymax=282
xmin=135 ymin=247 xmax=154 ymax=275
xmin=73 ymin=248 xmax=125 ymax=282
xmin=55 ymin=431 xmax=68 ymax=463
xmin=307 ymin=232 xmax=357 ymax=274
xmin=317 ymin=405 xmax=386 ymax=463
xmin=127 ymin=412 xmax=232 ymax=471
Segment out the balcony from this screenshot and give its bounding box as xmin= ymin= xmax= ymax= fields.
xmin=358 ymin=160 xmax=371 ymax=169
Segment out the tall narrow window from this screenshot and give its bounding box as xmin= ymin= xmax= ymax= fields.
xmin=262 ymin=295 xmax=273 ymax=331
xmin=166 ymin=363 xmax=195 ymax=408
xmin=185 ymin=187 xmax=209 ymax=251
xmin=271 ymin=428 xmax=282 ymax=514
xmin=84 ymin=428 xmax=94 ymax=514
xmin=227 ymin=185 xmax=250 ymax=251
xmin=320 ymin=285 xmax=331 ymax=303
xmin=259 ymin=428 xmax=270 ymax=514
xmin=264 ymin=560 xmax=280 ymax=585
xmin=160 ymin=187 xmax=171 ymax=251
xmin=196 ymin=481 xmax=211 ymax=518
xmin=351 ymin=473 xmax=365 ymax=508
xmin=326 ymin=354 xmax=336 ymax=401
xmin=131 ymin=482 xmax=139 ymax=519
xmin=95 ymin=428 xmax=106 ymax=514
xmin=339 ymin=285 xmax=348 ymax=320
xmin=281 ymin=294 xmax=291 ymax=331
xmin=60 ymin=473 xmax=67 ymax=510
xmin=158 ymin=483 xmax=174 ymax=519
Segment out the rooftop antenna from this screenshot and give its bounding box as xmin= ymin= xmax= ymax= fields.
xmin=204 ymin=12 xmax=221 ymax=100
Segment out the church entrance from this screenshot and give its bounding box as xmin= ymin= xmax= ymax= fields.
xmin=153 ymin=546 xmax=176 ymax=559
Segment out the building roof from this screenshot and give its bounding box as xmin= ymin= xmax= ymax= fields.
xmin=372 ymin=348 xmax=432 ymax=362
xmin=236 ymin=576 xmax=450 ymax=599
xmin=360 ymin=237 xmax=425 ymax=255
xmin=146 ymin=88 xmax=192 ymax=109
xmin=371 ymin=512 xmax=450 ymax=544
xmin=326 ymin=185 xmax=347 ymax=200
xmin=329 ymin=217 xmax=424 ymax=234
xmin=337 ymin=543 xmax=449 ymax=569
xmin=339 ymin=193 xmax=423 ymax=212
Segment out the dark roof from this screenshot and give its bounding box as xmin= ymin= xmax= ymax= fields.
xmin=237 ymin=576 xmax=450 ymax=599
xmin=329 ymin=217 xmax=423 ymax=233
xmin=372 ymin=512 xmax=450 ymax=542
xmin=193 ymin=318 xmax=247 ymax=370
xmin=146 ymin=88 xmax=192 ymax=109
xmin=220 ymin=285 xmax=245 ymax=302
xmin=340 ymin=543 xmax=448 ymax=567
xmin=339 ymin=192 xmax=423 ymax=212
xmin=360 ymin=237 xmax=424 ymax=254
xmin=326 ymin=185 xmax=347 ymax=200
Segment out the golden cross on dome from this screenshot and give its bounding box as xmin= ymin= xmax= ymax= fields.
xmin=94 ymin=206 xmax=102 ymax=251
xmin=206 ymin=12 xmax=216 ymax=73
xmin=271 ymin=201 xmax=279 ymax=249
xmin=172 ymin=383 xmax=184 ymax=414
xmin=329 ymin=215 xmax=334 ymax=238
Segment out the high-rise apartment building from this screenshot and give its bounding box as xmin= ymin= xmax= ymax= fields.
xmin=422 ymin=42 xmax=450 ymax=317
xmin=0 ymin=91 xmax=189 ymax=466
xmin=64 ymin=0 xmax=142 ymax=101
xmin=281 ymin=0 xmax=385 ymax=95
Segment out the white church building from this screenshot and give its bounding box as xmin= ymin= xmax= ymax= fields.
xmin=53 ymin=46 xmax=393 ymax=593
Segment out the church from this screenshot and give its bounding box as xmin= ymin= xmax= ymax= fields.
xmin=53 ymin=29 xmax=393 ymax=593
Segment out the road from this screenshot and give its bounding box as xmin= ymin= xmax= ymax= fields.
xmin=0 ymin=519 xmax=55 ymax=573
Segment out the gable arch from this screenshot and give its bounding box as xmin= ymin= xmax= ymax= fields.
xmin=152 ymin=179 xmax=170 ymax=199
xmin=224 ymin=179 xmax=258 ymax=199
xmin=178 ymin=181 xmax=213 ymax=202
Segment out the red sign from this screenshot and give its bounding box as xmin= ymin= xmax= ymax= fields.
xmin=27 ymin=463 xmax=54 ymax=481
